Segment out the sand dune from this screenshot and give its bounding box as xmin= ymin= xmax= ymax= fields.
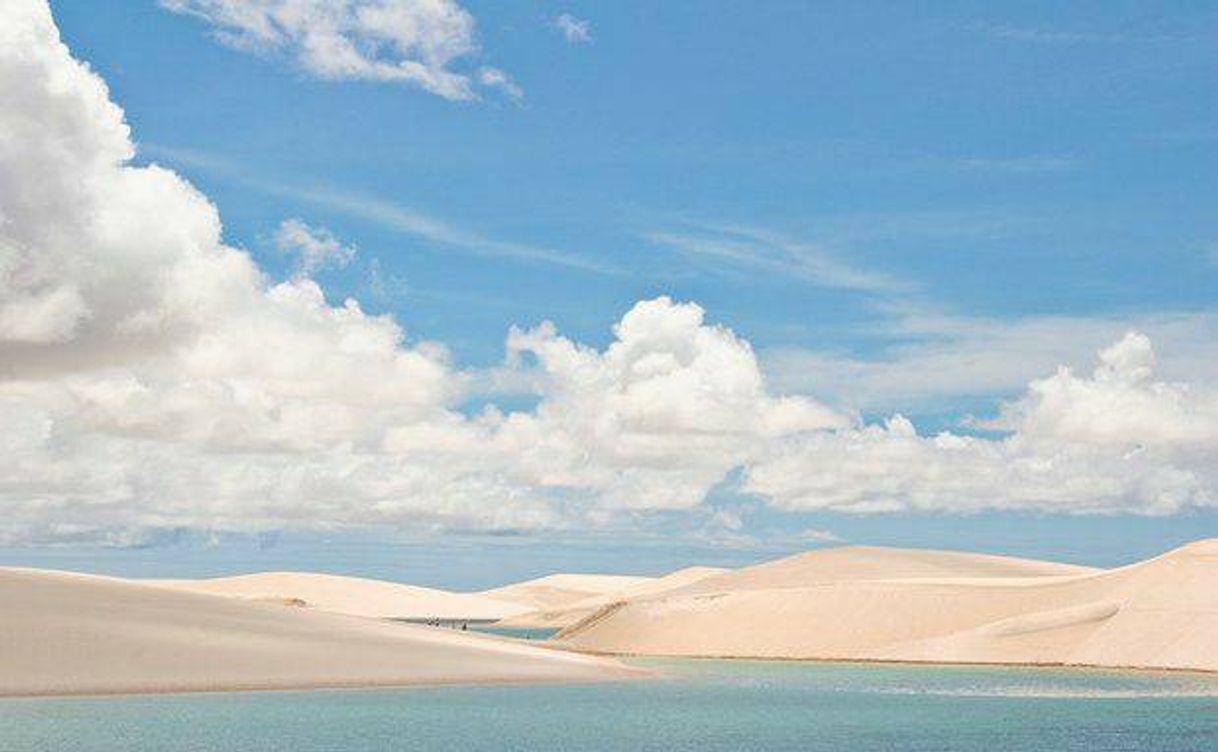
xmin=673 ymin=546 xmax=1096 ymax=595
xmin=152 ymin=571 xmax=531 ymax=621
xmin=480 ymin=573 xmax=655 ymax=612
xmin=497 ymin=566 xmax=729 ymax=629
xmin=150 ymin=568 xmax=714 ymax=626
xmin=557 ymin=541 xmax=1218 ymax=672
xmin=497 ymin=548 xmax=1086 ymax=630
xmin=0 ymin=568 xmax=641 ymax=697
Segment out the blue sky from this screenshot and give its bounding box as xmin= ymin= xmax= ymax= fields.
xmin=3 ymin=1 xmax=1216 ymax=585
xmin=57 ymin=1 xmax=1216 ymax=373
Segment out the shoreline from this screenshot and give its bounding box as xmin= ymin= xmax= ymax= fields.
xmin=5 ymin=651 xmax=1215 ymax=702
xmin=0 ymin=665 xmax=651 ymax=702
xmin=560 ymin=650 xmax=1218 ymax=678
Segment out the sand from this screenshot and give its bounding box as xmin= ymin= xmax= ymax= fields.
xmin=152 ymin=571 xmax=532 ymax=621
xmin=496 ymin=566 xmax=729 ymax=629
xmin=479 ymin=573 xmax=655 ymax=613
xmin=147 ymin=567 xmax=720 ymax=629
xmin=10 ymin=541 xmax=1212 ymax=697
xmin=557 ymin=541 xmax=1218 ymax=673
xmin=670 ymin=546 xmax=1095 ymax=594
xmin=0 ymin=568 xmax=642 ymax=698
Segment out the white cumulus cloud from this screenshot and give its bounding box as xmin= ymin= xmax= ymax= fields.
xmin=746 ymin=333 xmax=1218 ymax=516
xmin=0 ymin=2 xmax=846 ymax=544
xmin=476 ymin=66 xmax=524 ymax=103
xmin=486 ymin=297 xmax=850 ymax=511
xmin=552 ymin=13 xmax=592 ymax=44
xmin=274 ymin=218 xmax=357 ymax=277
xmin=2 ymin=1 xmax=1218 ymax=547
xmin=160 ymin=0 xmax=516 ymax=100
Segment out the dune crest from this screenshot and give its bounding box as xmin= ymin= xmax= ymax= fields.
xmin=152 ymin=571 xmax=531 ymax=621
xmin=479 ymin=573 xmax=655 ymax=613
xmin=557 ymin=541 xmax=1218 ymax=673
xmin=675 ymin=546 xmax=1096 ymax=594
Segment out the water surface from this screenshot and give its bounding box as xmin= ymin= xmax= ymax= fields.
xmin=3 ymin=660 xmax=1216 ymax=751
xmin=471 ymin=625 xmax=560 ymax=641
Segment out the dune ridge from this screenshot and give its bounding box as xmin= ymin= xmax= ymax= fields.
xmin=557 ymin=541 xmax=1218 ymax=673
xmin=0 ymin=568 xmax=642 ymax=698
xmin=673 ymin=546 xmax=1096 ymax=594
xmin=150 ymin=567 xmax=710 ymax=627
xmin=152 ymin=571 xmax=532 ymax=621
xmin=479 ymin=573 xmax=655 ymax=613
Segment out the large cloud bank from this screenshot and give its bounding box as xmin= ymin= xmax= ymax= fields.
xmin=747 ymin=333 xmax=1218 ymax=515
xmin=1 ymin=1 xmax=1216 ymax=543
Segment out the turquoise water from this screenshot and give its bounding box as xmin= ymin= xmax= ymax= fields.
xmin=471 ymin=625 xmax=561 ymax=641
xmin=3 ymin=660 xmax=1217 ymax=751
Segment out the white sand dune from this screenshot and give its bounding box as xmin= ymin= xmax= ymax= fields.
xmin=557 ymin=541 xmax=1218 ymax=672
xmin=498 ymin=548 xmax=1084 ymax=629
xmin=480 ymin=573 xmax=655 ymax=613
xmin=673 ymin=545 xmax=1096 ymax=593
xmin=150 ymin=568 xmax=714 ymax=626
xmin=0 ymin=568 xmax=642 ymax=698
xmin=152 ymin=571 xmax=531 ymax=621
xmin=497 ymin=566 xmax=729 ymax=629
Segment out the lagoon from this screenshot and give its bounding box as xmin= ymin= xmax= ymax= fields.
xmin=3 ymin=660 xmax=1216 ymax=751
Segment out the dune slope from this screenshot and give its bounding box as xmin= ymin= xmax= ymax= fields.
xmin=152 ymin=571 xmax=530 ymax=621
xmin=0 ymin=568 xmax=640 ymax=697
xmin=497 ymin=566 xmax=729 ymax=629
xmin=558 ymin=542 xmax=1218 ymax=672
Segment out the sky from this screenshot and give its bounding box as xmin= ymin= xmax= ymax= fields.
xmin=0 ymin=1 xmax=1216 ymax=587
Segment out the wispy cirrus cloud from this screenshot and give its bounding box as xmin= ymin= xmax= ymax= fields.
xmin=763 ymin=309 xmax=1218 ymax=414
xmin=643 ymin=211 xmax=1218 ymax=424
xmin=140 ymin=144 xmax=613 ymax=274
xmin=279 ymin=184 xmax=614 ymax=273
xmin=646 ymin=223 xmax=910 ymax=295
xmin=971 ymin=21 xmax=1125 ymax=45
xmin=948 ymin=154 xmax=1078 ymax=174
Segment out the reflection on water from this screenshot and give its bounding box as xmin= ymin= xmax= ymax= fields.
xmin=2 ymin=659 xmax=1216 ymax=752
